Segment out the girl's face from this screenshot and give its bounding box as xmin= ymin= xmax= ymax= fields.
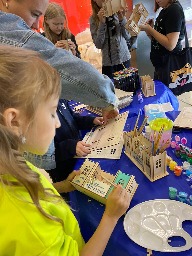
xmin=45 ymin=16 xmax=66 ymax=35
xmin=155 ymin=0 xmax=171 ymax=8
xmin=93 ymin=0 xmax=105 ymax=8
xmin=23 ymin=95 xmax=60 ymax=155
xmin=3 ymin=0 xmax=49 ymax=29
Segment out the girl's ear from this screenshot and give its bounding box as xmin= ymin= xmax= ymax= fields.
xmin=2 ymin=108 xmax=22 ymax=136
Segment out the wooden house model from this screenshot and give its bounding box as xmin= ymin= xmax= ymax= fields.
xmin=102 ymin=0 xmax=127 ymax=17
xmin=140 ymin=75 xmax=156 ymax=97
xmin=71 ymin=159 xmax=138 ymax=204
xmin=125 ymin=3 xmax=148 ymax=35
xmin=124 ymin=131 xmax=168 ymax=182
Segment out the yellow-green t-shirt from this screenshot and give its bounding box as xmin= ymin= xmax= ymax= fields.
xmin=0 ymin=162 xmax=84 ymax=256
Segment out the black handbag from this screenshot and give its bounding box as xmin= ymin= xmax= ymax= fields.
xmin=156 ymin=27 xmax=192 ymax=95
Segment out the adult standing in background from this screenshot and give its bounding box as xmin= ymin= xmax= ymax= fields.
xmin=43 ymin=2 xmax=81 ymax=58
xmin=140 ymin=0 xmax=185 ymax=84
xmin=0 ymin=0 xmax=118 ymax=122
xmin=90 ymin=0 xmax=132 ymax=80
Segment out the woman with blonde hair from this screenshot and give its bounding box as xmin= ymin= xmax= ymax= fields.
xmin=0 ymin=45 xmax=130 ymax=255
xmin=43 ymin=2 xmax=80 ymax=58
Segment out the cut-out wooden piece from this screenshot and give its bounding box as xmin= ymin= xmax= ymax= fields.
xmin=125 ymin=3 xmax=149 ymax=35
xmin=102 ymin=0 xmax=127 ymax=17
xmin=71 ymin=159 xmax=138 ymax=204
xmin=76 ymin=111 xmax=128 ymax=159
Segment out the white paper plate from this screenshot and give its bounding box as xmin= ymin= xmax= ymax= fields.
xmin=124 ymin=199 xmax=192 ymax=252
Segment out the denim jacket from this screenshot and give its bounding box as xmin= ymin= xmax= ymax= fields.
xmin=0 ymin=11 xmax=118 ymax=108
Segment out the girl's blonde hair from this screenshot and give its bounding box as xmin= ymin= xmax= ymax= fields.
xmin=91 ymin=0 xmax=101 ymax=28
xmin=43 ymin=2 xmax=71 ymax=44
xmin=154 ymin=0 xmax=177 ymax=12
xmin=0 ymin=45 xmax=62 ymax=224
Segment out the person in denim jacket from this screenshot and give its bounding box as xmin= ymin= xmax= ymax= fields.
xmin=25 ymin=99 xmax=104 ymax=186
xmin=0 ymin=0 xmax=119 ymax=122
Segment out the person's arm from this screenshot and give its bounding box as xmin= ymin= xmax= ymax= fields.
xmin=52 ymin=170 xmax=80 ymax=193
xmin=90 ymin=15 xmax=107 ymax=49
xmin=140 ymin=24 xmax=180 ymax=51
xmin=140 ymin=4 xmax=184 ymax=51
xmin=0 ymin=13 xmax=118 ymax=122
xmin=80 ymin=185 xmax=130 ymax=256
xmin=119 ymin=17 xmax=131 ymax=40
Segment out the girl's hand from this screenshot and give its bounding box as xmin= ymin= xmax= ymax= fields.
xmin=97 ymin=8 xmax=106 ymax=24
xmin=93 ymin=117 xmax=104 ymax=126
xmin=117 ymin=7 xmax=127 ymax=21
xmin=102 ymin=107 xmax=119 ymax=124
xmin=104 ymin=185 xmax=130 ymax=221
xmin=146 ymin=18 xmax=154 ymax=28
xmin=55 ymin=40 xmax=68 ymax=49
xmin=139 ymin=23 xmax=153 ymax=38
xmin=76 ymin=141 xmax=91 ymax=157
xmin=67 ymin=40 xmax=76 ymax=50
xmin=53 ymin=170 xmax=80 ymax=193
xmin=67 ymin=40 xmax=77 ymax=56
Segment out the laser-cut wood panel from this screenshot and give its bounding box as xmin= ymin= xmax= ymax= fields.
xmin=76 ymin=111 xmax=129 ymax=159
xmin=103 ymin=0 xmax=127 ymax=17
xmin=125 ymin=3 xmax=148 ymax=35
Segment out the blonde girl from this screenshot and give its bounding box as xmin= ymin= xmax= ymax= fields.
xmin=43 ymin=2 xmax=80 ymax=57
xmin=0 ymin=45 xmax=130 ymax=255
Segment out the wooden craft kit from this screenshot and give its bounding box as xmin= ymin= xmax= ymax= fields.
xmin=124 ymin=115 xmax=169 ymax=182
xmin=140 ymin=75 xmax=156 ymax=97
xmin=102 ymin=0 xmax=127 ymax=17
xmin=76 ymin=111 xmax=128 ymax=159
xmin=71 ymin=159 xmax=138 ymax=204
xmin=125 ymin=3 xmax=149 ymax=35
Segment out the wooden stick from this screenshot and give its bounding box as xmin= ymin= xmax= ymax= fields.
xmin=133 ymin=110 xmax=141 ymax=136
xmin=138 ymin=116 xmax=148 ymax=135
xmin=159 ymin=139 xmax=171 ymax=153
xmin=153 ymin=125 xmax=164 ymax=155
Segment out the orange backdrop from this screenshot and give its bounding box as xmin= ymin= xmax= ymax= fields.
xmin=41 ymin=0 xmax=133 ymax=35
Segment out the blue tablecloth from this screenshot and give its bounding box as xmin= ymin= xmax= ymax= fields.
xmin=124 ymin=80 xmax=179 ymax=117
xmin=69 ymin=80 xmax=179 ymax=118
xmin=68 ymin=85 xmax=192 ymax=256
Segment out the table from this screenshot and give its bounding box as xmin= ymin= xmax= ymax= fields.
xmin=69 ymin=85 xmax=192 ymax=256
xmin=69 ymin=80 xmax=179 ymax=118
xmin=124 ymin=80 xmax=179 ymax=117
